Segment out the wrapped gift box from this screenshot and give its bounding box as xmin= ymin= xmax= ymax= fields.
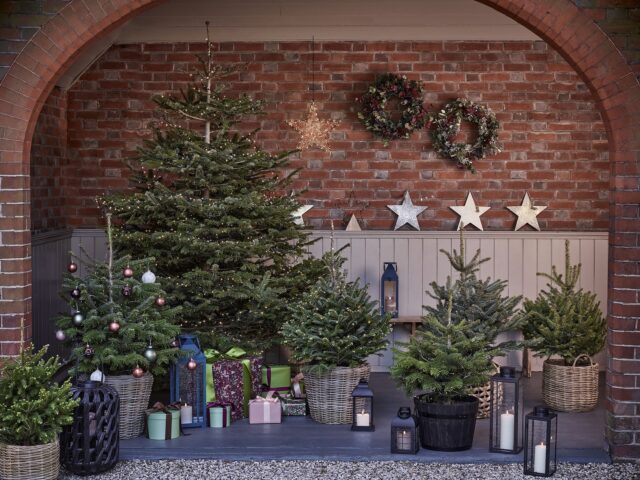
xmin=212 ymin=354 xmax=263 ymax=420
xmin=281 ymin=396 xmax=308 ymax=416
xmin=261 ymin=365 xmax=291 ymax=394
xmin=145 ymin=403 xmax=181 ymax=440
xmin=207 ymin=401 xmax=232 ymax=428
xmin=249 ymin=395 xmax=282 ymax=424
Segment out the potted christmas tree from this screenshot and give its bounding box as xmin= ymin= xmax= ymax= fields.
xmin=0 ymin=329 xmax=78 ymax=480
xmin=425 ymin=232 xmax=523 ymax=417
xmin=392 ymin=285 xmax=496 ymax=451
xmin=56 ymin=214 xmax=180 ymax=439
xmin=281 ymin=248 xmax=391 ymax=424
xmin=523 ymin=240 xmax=606 ymax=412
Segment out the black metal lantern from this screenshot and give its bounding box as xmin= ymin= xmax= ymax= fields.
xmin=170 ymin=334 xmax=207 ymax=428
xmin=390 ymin=407 xmax=419 ymax=454
xmin=490 ymin=366 xmax=523 ymax=454
xmin=524 ymin=406 xmax=558 ymax=477
xmin=351 ymin=379 xmax=374 ymax=431
xmin=381 ymin=262 xmax=399 ymax=318
xmin=61 ymin=380 xmax=119 ymax=475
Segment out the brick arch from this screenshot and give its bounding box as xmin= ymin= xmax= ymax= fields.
xmin=0 ymin=0 xmax=637 ymax=459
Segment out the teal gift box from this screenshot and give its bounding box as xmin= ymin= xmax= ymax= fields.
xmin=207 ymin=402 xmax=232 ymax=428
xmin=261 ymin=365 xmax=291 ymax=393
xmin=146 ymin=403 xmax=180 ymax=440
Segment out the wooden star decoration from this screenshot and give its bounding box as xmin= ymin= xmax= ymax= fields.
xmin=288 ymin=102 xmax=340 ymax=151
xmin=387 ymin=191 xmax=428 ymax=231
xmin=292 ymin=205 xmax=313 ymax=226
xmin=450 ymin=192 xmax=490 ymax=231
xmin=507 ymin=192 xmax=547 ymax=231
xmin=345 ymin=214 xmax=362 ymax=231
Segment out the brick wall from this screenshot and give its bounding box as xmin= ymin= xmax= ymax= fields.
xmin=62 ymin=40 xmax=609 ymax=231
xmin=31 ymin=86 xmax=67 ymax=233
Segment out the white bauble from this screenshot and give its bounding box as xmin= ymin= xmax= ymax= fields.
xmin=141 ymin=270 xmax=156 ymax=284
xmin=90 ymin=368 xmax=105 ymax=382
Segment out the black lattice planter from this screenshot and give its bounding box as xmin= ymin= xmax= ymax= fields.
xmin=61 ymin=381 xmax=120 ymax=475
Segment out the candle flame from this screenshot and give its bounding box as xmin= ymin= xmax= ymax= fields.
xmin=539 ymin=441 xmax=545 ymax=446
xmin=361 ymin=410 xmax=365 ymax=415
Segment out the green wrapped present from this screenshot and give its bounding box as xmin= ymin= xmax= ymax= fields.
xmin=145 ymin=402 xmax=180 ymax=440
xmin=261 ymin=365 xmax=291 ymax=394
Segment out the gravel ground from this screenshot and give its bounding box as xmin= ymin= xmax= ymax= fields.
xmin=60 ymin=460 xmax=640 ymax=480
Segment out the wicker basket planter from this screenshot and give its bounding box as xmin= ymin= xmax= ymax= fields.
xmin=0 ymin=439 xmax=59 ymax=480
xmin=106 ymin=372 xmax=153 ymax=439
xmin=303 ymin=364 xmax=370 ymax=424
xmin=543 ymin=355 xmax=599 ymax=412
xmin=469 ymin=381 xmax=491 ymax=419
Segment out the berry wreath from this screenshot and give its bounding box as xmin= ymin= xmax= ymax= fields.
xmin=428 ymin=98 xmax=501 ymax=173
xmin=358 ymin=73 xmax=427 ymax=146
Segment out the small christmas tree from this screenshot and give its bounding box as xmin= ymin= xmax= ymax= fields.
xmin=281 ymin=247 xmax=391 ymax=370
xmin=425 ymin=231 xmax=523 ymax=370
xmin=391 ymin=287 xmax=497 ymax=402
xmin=56 ymin=214 xmax=181 ymax=376
xmin=523 ymin=240 xmax=605 ymax=365
xmin=101 ymin=25 xmax=320 ymax=351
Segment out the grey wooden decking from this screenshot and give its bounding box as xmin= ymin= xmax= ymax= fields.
xmin=120 ymin=373 xmax=609 ymax=463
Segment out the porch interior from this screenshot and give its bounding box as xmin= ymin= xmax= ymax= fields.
xmin=121 ymin=372 xmax=609 ymax=464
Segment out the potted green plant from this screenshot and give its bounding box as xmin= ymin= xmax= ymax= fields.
xmin=391 ymin=287 xmax=497 ymax=451
xmin=0 ymin=342 xmax=79 ymax=480
xmin=281 ymin=249 xmax=391 ymax=424
xmin=523 ymin=240 xmax=606 ymax=412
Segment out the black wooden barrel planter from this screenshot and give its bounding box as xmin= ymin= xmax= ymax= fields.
xmin=414 ymin=394 xmax=479 ymax=451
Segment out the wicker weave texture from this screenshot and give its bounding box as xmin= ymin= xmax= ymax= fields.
xmin=303 ymin=365 xmax=370 ymax=424
xmin=106 ymin=373 xmax=153 ymax=439
xmin=0 ymin=440 xmax=59 ymax=480
xmin=469 ymin=381 xmax=492 ymax=419
xmin=543 ymin=357 xmax=599 ymax=412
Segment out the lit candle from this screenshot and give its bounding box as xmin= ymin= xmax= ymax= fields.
xmin=356 ymin=410 xmax=370 ymax=427
xmin=499 ymin=410 xmax=515 ymax=450
xmin=534 ymin=441 xmax=547 ymax=474
xmin=180 ymin=404 xmax=193 ymax=425
xmin=396 ymin=430 xmax=409 ymax=450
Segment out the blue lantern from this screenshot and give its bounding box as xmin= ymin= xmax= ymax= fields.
xmin=170 ymin=334 xmax=207 ymax=429
xmin=381 ymin=262 xmax=399 ymax=318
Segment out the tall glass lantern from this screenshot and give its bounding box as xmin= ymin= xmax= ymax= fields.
xmin=524 ymin=406 xmax=558 ymax=477
xmin=381 ymin=262 xmax=399 ymax=318
xmin=490 ymin=366 xmax=523 ymax=454
xmin=351 ymin=379 xmax=375 ymax=431
xmin=170 ymin=334 xmax=207 ymax=429
xmin=390 ymin=407 xmax=419 ymax=454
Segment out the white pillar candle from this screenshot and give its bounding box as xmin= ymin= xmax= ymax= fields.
xmin=499 ymin=411 xmax=515 ymax=450
xmin=533 ymin=442 xmax=547 ymax=474
xmin=396 ymin=430 xmax=409 ymax=450
xmin=356 ymin=410 xmax=370 ymax=427
xmin=180 ymin=404 xmax=193 ymax=425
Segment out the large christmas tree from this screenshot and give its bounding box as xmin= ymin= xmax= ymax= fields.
xmin=101 ymin=34 xmax=320 ymax=351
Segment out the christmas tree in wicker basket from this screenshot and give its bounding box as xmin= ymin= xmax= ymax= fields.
xmin=523 ymin=240 xmax=605 ymax=412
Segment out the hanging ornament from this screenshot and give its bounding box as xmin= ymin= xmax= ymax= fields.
xmin=387 ymin=191 xmax=428 ymax=231
xmin=83 ymin=343 xmax=95 ymax=358
xmin=90 ymin=368 xmax=105 ymax=382
xmin=122 ymin=284 xmax=132 ymax=297
xmin=449 ymin=192 xmax=490 ymax=231
xmin=55 ymin=329 xmax=66 ymax=341
xmin=67 ymin=262 xmax=78 ymax=273
xmin=72 ymin=311 xmax=84 ymax=326
xmin=170 ymin=338 xmax=179 ymax=348
xmin=108 ymin=321 xmax=120 ymax=333
xmin=123 ymin=266 xmax=134 ymax=278
xmin=132 ymin=365 xmax=144 ymax=378
xmin=155 ymin=296 xmax=166 ymax=306
xmin=187 ymin=357 xmax=197 ymax=371
xmin=144 ymin=342 xmax=157 ymax=363
xmin=288 ymin=102 xmax=340 ymax=151
xmin=141 ymin=269 xmax=156 ymax=284
xmin=70 ymin=287 xmax=81 ymax=299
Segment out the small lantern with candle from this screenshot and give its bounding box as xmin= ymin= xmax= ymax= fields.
xmin=169 ymin=334 xmax=207 ymax=429
xmin=381 ymin=262 xmax=399 ymax=318
xmin=390 ymin=407 xmax=419 ymax=454
xmin=490 ymin=366 xmax=523 ymax=454
xmin=351 ymin=379 xmax=374 ymax=431
xmin=524 ymin=406 xmax=557 ymax=477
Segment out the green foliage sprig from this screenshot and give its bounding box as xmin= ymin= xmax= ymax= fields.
xmin=281 ymin=249 xmax=391 ymax=371
xmin=0 ymin=344 xmax=78 ymax=446
xmin=523 ymin=240 xmax=606 ymax=365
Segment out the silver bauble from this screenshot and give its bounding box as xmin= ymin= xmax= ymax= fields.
xmin=144 ymin=346 xmax=157 ymax=363
xmin=72 ymin=311 xmax=84 ymax=326
xmin=141 ymin=270 xmax=156 ymax=284
xmin=55 ymin=329 xmax=66 ymax=341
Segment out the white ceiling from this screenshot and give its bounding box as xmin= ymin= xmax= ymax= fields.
xmin=58 ymin=0 xmax=540 ymax=89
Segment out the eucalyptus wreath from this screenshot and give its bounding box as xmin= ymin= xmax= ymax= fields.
xmin=429 ymin=98 xmax=501 ymax=173
xmin=358 ymin=73 xmax=427 ymax=146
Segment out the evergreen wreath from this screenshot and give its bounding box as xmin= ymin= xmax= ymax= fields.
xmin=358 ymin=73 xmax=427 ymax=146
xmin=429 ymin=98 xmax=501 ymax=173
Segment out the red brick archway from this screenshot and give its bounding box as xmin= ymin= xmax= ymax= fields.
xmin=0 ymin=0 xmax=638 ymax=459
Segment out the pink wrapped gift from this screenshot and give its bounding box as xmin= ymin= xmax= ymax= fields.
xmin=249 ymin=392 xmax=282 ymax=424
